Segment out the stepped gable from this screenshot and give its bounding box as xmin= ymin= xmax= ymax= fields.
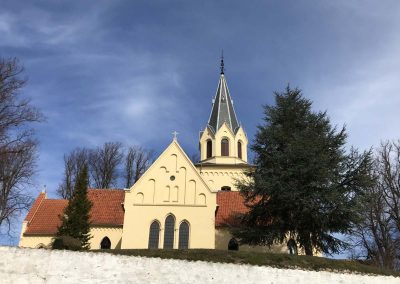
xmin=215 ymin=191 xmax=249 ymax=227
xmin=24 ymin=189 xmax=125 ymax=236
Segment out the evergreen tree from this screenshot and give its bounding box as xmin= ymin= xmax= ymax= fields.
xmin=234 ymin=86 xmax=374 ymax=256
xmin=57 ymin=165 xmax=92 ymax=249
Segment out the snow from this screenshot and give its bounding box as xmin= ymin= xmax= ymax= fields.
xmin=0 ymin=246 xmax=398 ymax=284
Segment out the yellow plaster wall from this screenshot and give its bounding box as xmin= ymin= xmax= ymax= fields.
xmin=19 ymin=226 xmax=122 ymax=249
xmin=19 ymin=235 xmax=54 ymax=249
xmin=121 ymin=140 xmax=217 ymax=249
xmin=197 ymin=166 xmax=248 ymax=191
xmin=89 ymin=227 xmax=123 ymax=249
xmin=215 ymin=228 xmax=287 ymax=253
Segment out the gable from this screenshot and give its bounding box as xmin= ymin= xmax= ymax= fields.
xmin=128 ymin=140 xmax=216 ymax=206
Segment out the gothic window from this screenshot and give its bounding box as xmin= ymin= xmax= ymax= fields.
xmin=163 ymin=214 xmax=175 ymax=249
xmin=206 ymin=140 xmax=212 ymax=158
xmin=238 ymin=141 xmax=242 ymax=159
xmin=178 ymin=221 xmax=190 ymax=249
xmin=221 ymin=138 xmax=229 ymax=156
xmin=287 ymin=239 xmax=298 ymax=255
xmin=100 ymin=237 xmax=111 ymax=249
xmin=148 ymin=221 xmax=160 ymax=249
xmin=228 ymin=238 xmax=239 ymax=250
xmin=221 ymin=186 xmax=231 ymax=191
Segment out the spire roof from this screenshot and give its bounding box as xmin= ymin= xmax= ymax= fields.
xmin=207 ymin=72 xmax=240 ymax=134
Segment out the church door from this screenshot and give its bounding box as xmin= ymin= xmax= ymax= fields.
xmin=100 ymin=237 xmax=111 ymax=249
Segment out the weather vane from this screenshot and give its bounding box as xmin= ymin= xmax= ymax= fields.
xmin=220 ymin=50 xmax=224 ymax=74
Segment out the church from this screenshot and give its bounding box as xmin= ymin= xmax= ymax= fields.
xmin=19 ymin=60 xmax=286 ymax=253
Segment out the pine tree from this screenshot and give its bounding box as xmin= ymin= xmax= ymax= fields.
xmin=57 ymin=165 xmax=92 ymax=249
xmin=234 ymin=86 xmax=374 ymax=256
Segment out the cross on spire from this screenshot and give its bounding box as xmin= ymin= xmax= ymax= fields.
xmin=172 ymin=131 xmax=179 ymax=140
xmin=220 ymin=50 xmax=224 ymax=74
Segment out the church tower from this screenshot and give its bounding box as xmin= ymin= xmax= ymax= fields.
xmin=196 ymin=56 xmax=250 ymax=191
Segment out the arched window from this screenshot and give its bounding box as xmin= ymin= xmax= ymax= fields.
xmin=287 ymin=239 xmax=298 ymax=255
xmin=163 ymin=214 xmax=175 ymax=249
xmin=228 ymin=238 xmax=239 ymax=250
xmin=206 ymin=140 xmax=212 ymax=158
xmin=238 ymin=141 xmax=242 ymax=159
xmin=221 ymin=138 xmax=229 ymax=156
xmin=148 ymin=221 xmax=160 ymax=249
xmin=178 ymin=221 xmax=190 ymax=249
xmin=100 ymin=237 xmax=111 ymax=249
xmin=221 ymin=186 xmax=231 ymax=191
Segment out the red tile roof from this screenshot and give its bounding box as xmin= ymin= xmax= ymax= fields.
xmin=216 ymin=191 xmax=249 ymax=227
xmin=24 ymin=191 xmax=46 ymax=222
xmin=24 ymin=189 xmax=125 ymax=236
xmin=23 ymin=189 xmax=250 ymax=235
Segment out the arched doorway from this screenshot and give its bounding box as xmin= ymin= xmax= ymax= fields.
xmin=228 ymin=238 xmax=239 ymax=250
xmin=100 ymin=237 xmax=111 ymax=249
xmin=148 ymin=220 xmax=160 ymax=249
xmin=164 ymin=214 xmax=175 ymax=249
xmin=178 ymin=221 xmax=190 ymax=249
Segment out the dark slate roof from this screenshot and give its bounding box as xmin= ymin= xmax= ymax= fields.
xmin=207 ymin=74 xmax=240 ymax=134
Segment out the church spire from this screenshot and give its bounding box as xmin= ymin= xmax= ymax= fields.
xmin=207 ymin=56 xmax=240 ymax=134
xmin=220 ymin=50 xmax=224 ymax=74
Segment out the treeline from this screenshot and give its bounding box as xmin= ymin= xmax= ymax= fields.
xmin=57 ymin=142 xmax=153 ymax=199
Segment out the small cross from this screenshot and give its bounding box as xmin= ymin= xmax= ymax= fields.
xmin=172 ymin=131 xmax=179 ymax=140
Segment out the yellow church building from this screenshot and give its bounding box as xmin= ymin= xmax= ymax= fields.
xmin=19 ymin=61 xmax=287 ymax=254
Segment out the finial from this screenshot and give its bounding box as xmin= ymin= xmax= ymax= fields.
xmin=172 ymin=131 xmax=179 ymax=141
xmin=220 ymin=50 xmax=224 ymax=75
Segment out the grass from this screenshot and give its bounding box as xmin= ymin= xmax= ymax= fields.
xmin=93 ymin=249 xmax=400 ymax=277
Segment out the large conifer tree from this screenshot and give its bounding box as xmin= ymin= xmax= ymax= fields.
xmin=57 ymin=165 xmax=92 ymax=249
xmin=234 ymin=87 xmax=374 ymax=256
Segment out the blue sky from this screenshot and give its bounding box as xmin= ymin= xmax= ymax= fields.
xmin=1 ymin=1 xmax=400 ymax=246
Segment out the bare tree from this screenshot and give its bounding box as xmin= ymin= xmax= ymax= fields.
xmin=124 ymin=146 xmax=153 ymax=188
xmin=89 ymin=142 xmax=123 ymax=189
xmin=0 ymin=58 xmax=43 ymax=230
xmin=57 ymin=148 xmax=89 ymax=199
xmin=350 ymin=141 xmax=400 ymax=271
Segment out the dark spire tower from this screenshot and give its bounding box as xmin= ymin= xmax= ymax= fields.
xmin=207 ymin=54 xmax=240 ymax=134
xmin=198 ymin=55 xmax=248 ymax=165
xmin=220 ymin=50 xmax=224 ymax=75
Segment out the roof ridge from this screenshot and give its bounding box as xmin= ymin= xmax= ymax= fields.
xmin=26 ymin=192 xmax=46 ymax=224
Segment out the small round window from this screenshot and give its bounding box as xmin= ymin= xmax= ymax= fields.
xmin=170 ymin=175 xmax=175 ymax=181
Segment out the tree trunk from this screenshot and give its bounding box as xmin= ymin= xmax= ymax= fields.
xmin=302 ymin=233 xmax=313 ymax=256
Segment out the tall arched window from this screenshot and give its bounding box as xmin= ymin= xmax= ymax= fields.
xmin=178 ymin=221 xmax=190 ymax=249
xmin=238 ymin=141 xmax=242 ymax=159
xmin=163 ymin=214 xmax=175 ymax=249
xmin=148 ymin=221 xmax=160 ymax=249
xmin=221 ymin=138 xmax=229 ymax=156
xmin=206 ymin=140 xmax=212 ymax=158
xmin=100 ymin=237 xmax=111 ymax=249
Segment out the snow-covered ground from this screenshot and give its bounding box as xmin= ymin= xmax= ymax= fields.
xmin=0 ymin=246 xmax=398 ymax=284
